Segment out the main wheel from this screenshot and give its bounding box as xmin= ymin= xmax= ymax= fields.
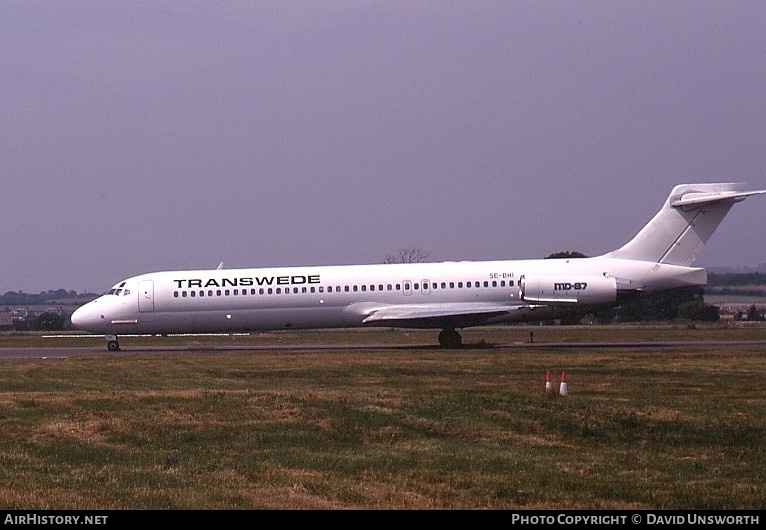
xmin=438 ymin=329 xmax=462 ymax=349
xmin=107 ymin=340 xmax=120 ymax=352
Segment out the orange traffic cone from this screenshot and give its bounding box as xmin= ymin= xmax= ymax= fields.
xmin=559 ymin=371 xmax=568 ymax=396
xmin=545 ymin=370 xmax=553 ymax=395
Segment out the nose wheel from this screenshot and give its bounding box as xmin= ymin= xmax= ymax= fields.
xmin=106 ymin=335 xmax=121 ymax=352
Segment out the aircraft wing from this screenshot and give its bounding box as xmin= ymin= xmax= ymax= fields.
xmin=353 ymin=302 xmax=527 ymax=329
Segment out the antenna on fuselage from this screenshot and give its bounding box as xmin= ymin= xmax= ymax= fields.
xmin=217 ymin=262 xmax=224 ymax=270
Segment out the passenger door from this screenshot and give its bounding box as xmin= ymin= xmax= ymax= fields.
xmin=138 ymin=280 xmax=154 ymax=312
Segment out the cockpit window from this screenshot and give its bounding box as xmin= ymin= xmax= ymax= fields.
xmin=107 ymin=284 xmax=130 ymax=296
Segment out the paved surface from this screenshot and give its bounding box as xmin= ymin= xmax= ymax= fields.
xmin=1 ymin=340 xmax=765 ymax=361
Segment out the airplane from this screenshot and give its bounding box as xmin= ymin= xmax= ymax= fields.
xmin=71 ymin=182 xmax=765 ymax=351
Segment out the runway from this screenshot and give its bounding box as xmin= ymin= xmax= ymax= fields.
xmin=2 ymin=339 xmax=765 ymax=361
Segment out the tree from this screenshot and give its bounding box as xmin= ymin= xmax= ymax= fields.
xmin=616 ymin=286 xmax=718 ymax=322
xmin=384 ymin=247 xmax=429 ymax=264
xmin=36 ymin=312 xmax=65 ymax=331
xmin=677 ymin=300 xmax=720 ymax=321
xmin=545 ymin=251 xmax=588 ymax=259
xmin=747 ymin=305 xmax=765 ymax=322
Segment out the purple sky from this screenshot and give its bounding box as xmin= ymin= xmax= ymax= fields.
xmin=2 ymin=1 xmax=765 ymax=293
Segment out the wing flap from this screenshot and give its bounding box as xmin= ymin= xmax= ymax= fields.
xmin=356 ymin=302 xmax=525 ymax=328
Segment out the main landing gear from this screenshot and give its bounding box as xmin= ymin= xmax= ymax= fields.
xmin=106 ymin=334 xmax=121 ymax=352
xmin=438 ymin=328 xmax=463 ymax=349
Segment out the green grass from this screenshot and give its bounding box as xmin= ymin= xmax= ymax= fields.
xmin=0 ymin=325 xmax=764 ymax=509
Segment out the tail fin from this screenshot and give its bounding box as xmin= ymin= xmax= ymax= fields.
xmin=603 ymin=183 xmax=765 ymax=266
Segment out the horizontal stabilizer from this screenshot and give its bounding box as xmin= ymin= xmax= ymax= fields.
xmin=671 ymin=189 xmax=766 ymax=209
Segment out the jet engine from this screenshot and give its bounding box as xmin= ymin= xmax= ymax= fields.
xmin=521 ymin=274 xmax=617 ymax=304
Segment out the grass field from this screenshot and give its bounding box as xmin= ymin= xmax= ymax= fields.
xmin=0 ymin=324 xmax=764 ymax=509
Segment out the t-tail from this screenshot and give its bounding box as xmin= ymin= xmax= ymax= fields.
xmin=603 ymin=183 xmax=765 ymax=266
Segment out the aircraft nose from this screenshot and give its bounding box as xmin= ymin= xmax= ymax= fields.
xmin=70 ymin=301 xmax=101 ymax=331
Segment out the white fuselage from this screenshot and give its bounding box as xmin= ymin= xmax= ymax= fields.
xmin=70 ymin=256 xmax=705 ymax=336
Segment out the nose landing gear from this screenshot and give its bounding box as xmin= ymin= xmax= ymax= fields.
xmin=106 ymin=335 xmax=121 ymax=352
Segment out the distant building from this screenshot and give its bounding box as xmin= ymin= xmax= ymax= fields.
xmin=714 ymin=303 xmax=766 ymax=321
